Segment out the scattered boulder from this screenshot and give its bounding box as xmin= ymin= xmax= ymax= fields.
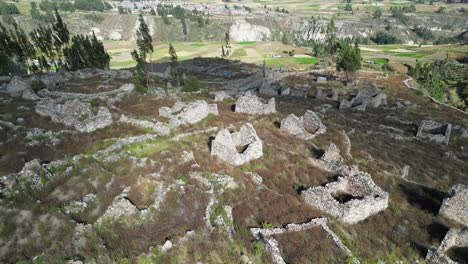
xmin=35 ymin=98 xmax=113 ymax=132
xmin=302 ymin=165 xmax=389 ymax=224
xmin=235 ymin=91 xmax=275 ymax=115
xmin=280 ymin=110 xmax=326 ymax=140
xmin=161 ymin=240 xmax=173 ymax=252
xmin=159 ymin=100 xmax=218 ymax=128
xmin=316 ymin=76 xmax=327 ymax=84
xmin=16 ymin=159 xmax=52 ymax=190
xmin=211 ymin=123 xmax=263 ymax=166
xmin=438 ymin=184 xmax=468 ymax=226
xmin=3 ymin=76 xmax=39 ymax=100
xmin=417 ymin=120 xmax=452 ymax=145
xmin=426 ymin=228 xmax=468 ymax=264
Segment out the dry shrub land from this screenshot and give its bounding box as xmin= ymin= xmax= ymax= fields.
xmin=0 ymin=59 xmax=467 ymax=264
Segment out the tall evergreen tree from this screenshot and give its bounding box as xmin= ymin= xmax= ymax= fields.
xmin=222 ymin=32 xmax=231 ymax=58
xmin=135 ymin=14 xmax=153 ymax=61
xmin=336 ymin=40 xmax=361 ymax=79
xmin=53 ymin=8 xmax=70 ymax=48
xmin=169 ymin=43 xmax=179 ymax=86
xmin=326 ymin=18 xmax=337 ymax=55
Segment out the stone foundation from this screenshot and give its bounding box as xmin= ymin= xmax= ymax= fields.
xmin=438 ymin=184 xmax=468 ymax=226
xmin=211 ymin=123 xmax=263 ymax=166
xmin=235 ymin=91 xmax=275 ymax=114
xmin=302 ymin=165 xmax=389 ymax=224
xmin=280 ymin=110 xmax=326 ymax=140
xmin=417 ymin=120 xmax=452 ymax=145
xmin=426 ymin=228 xmax=468 ymax=264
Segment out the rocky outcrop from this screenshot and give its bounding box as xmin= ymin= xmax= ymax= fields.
xmin=438 ymin=184 xmax=468 ymax=226
xmin=38 ymin=83 xmax=135 ymax=102
xmin=235 ymin=91 xmax=275 ymax=115
xmin=35 ymin=98 xmax=113 ymax=132
xmin=64 ymin=194 xmax=97 ymax=215
xmin=229 ymin=19 xmax=271 ymax=42
xmin=159 ymin=100 xmax=218 ymax=128
xmin=119 ymin=115 xmax=170 ymax=136
xmin=280 ymin=110 xmax=326 ymax=140
xmin=302 ymin=165 xmax=389 ymax=224
xmin=2 ymin=76 xmax=39 ymax=100
xmin=417 ymin=120 xmax=452 ymax=145
xmin=339 ymin=84 xmax=387 ymax=111
xmin=426 ymin=228 xmax=468 ymax=264
xmin=211 ymin=123 xmax=263 ymax=166
xmin=25 ymin=128 xmax=62 ymax=146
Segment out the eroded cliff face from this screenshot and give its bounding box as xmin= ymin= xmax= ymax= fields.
xmin=14 ymin=12 xmax=468 ymax=43
xmin=229 ymin=19 xmax=271 ymax=42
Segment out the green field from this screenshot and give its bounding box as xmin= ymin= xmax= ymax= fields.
xmin=369 ymin=58 xmax=389 ymax=64
xmin=294 ymin=57 xmax=319 ymax=65
xmin=191 ymin=43 xmax=207 ymax=47
xmin=238 ymin=41 xmax=256 ymax=45
xmin=391 ymin=52 xmax=426 ymax=58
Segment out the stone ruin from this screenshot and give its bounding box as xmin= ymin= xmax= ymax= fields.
xmin=234 ymin=91 xmax=276 ymax=115
xmin=119 ymin=115 xmax=170 ymax=136
xmin=438 ymin=184 xmax=468 ymax=226
xmin=280 ymin=110 xmax=327 ymax=140
xmin=316 ymin=88 xmax=339 ymax=101
xmin=250 ymin=218 xmax=356 ymax=264
xmin=339 ymin=84 xmax=387 ymax=111
xmin=321 ymin=143 xmax=344 ymax=165
xmin=426 ymin=228 xmax=468 ymax=264
xmin=35 ymin=98 xmax=113 ymax=133
xmin=302 ymin=165 xmax=389 ymax=224
xmin=159 ymin=100 xmax=218 ymax=128
xmin=417 ymin=120 xmax=452 ymax=145
xmin=210 ymin=123 xmax=263 ymax=166
xmin=258 ymin=66 xmax=292 ymax=96
xmin=213 ymin=91 xmax=232 ymax=102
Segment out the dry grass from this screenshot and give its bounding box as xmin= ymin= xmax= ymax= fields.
xmin=275 ymin=227 xmax=347 ymax=263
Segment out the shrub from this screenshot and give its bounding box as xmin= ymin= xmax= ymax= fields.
xmin=182 ymin=75 xmax=201 ymax=92
xmin=371 ymin=32 xmax=401 ymax=44
xmin=31 ymin=78 xmax=47 ymax=93
xmin=133 ymin=68 xmax=147 ymax=94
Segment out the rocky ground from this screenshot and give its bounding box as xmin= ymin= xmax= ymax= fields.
xmin=0 ymin=60 xmax=467 ymax=263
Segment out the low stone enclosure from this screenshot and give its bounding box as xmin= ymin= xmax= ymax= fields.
xmin=210 ymin=123 xmax=263 ymax=166
xmin=339 ymin=84 xmax=387 ymax=111
xmin=35 ymin=98 xmax=113 ymax=133
xmin=438 ymin=184 xmax=468 ymax=227
xmin=417 ymin=120 xmax=452 ymax=145
xmin=280 ymin=110 xmax=327 ymax=140
xmin=250 ymin=218 xmax=356 ymax=264
xmin=302 ymin=165 xmax=389 ymax=224
xmin=426 ymin=228 xmax=468 ymax=264
xmin=159 ymin=100 xmax=218 ymax=128
xmin=235 ymin=91 xmax=276 ymax=115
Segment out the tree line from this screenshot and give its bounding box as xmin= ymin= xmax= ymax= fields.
xmin=0 ymin=9 xmax=110 ymax=75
